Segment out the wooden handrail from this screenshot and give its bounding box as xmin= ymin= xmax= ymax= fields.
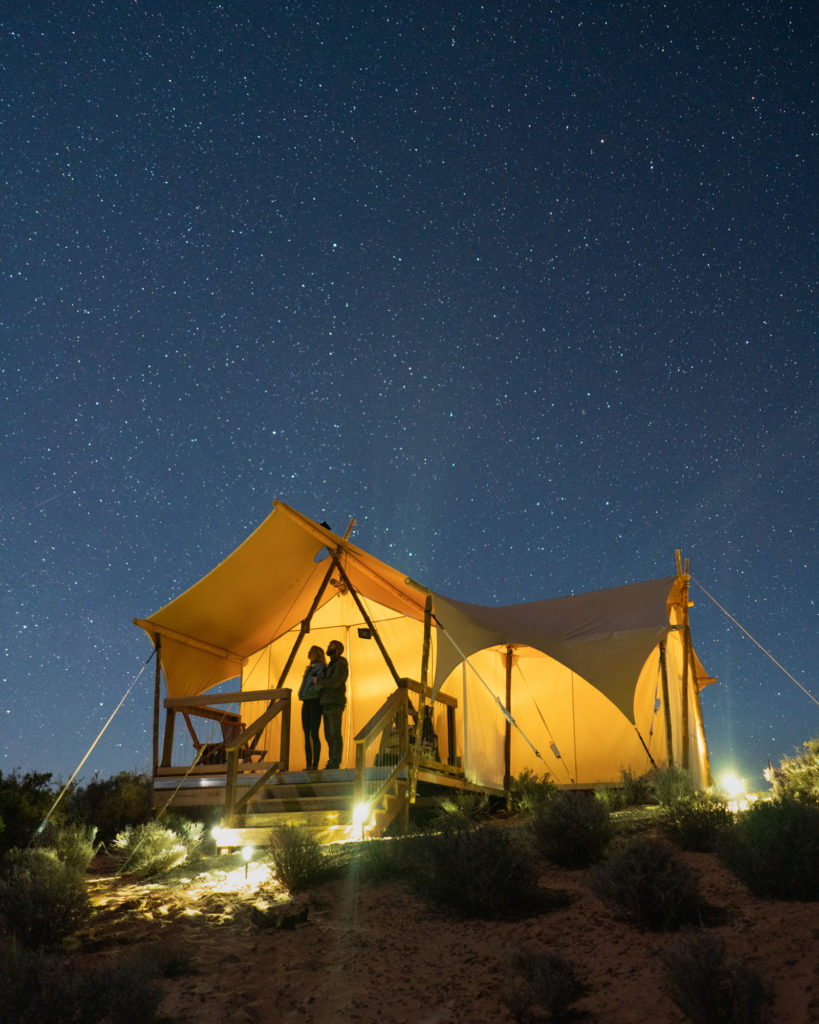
xmin=354 ymin=687 xmax=409 ymax=747
xmin=164 ymin=689 xmax=289 ymax=708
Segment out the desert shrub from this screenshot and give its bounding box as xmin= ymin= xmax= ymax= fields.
xmin=112 ymin=821 xmax=188 ymax=877
xmin=430 ymin=790 xmax=489 ymax=830
xmin=504 ymin=949 xmax=588 ymax=1022
xmin=347 ymin=833 xmax=427 ymax=885
xmin=268 ymin=824 xmax=326 ymax=893
xmin=35 ymin=821 xmax=99 ymax=872
xmin=531 ymin=791 xmax=612 ymax=867
xmin=594 ymin=783 xmax=625 ymax=812
xmin=0 ymin=771 xmax=58 ymax=856
xmin=162 ymin=815 xmax=205 ymax=861
xmin=0 ymin=848 xmax=90 ymax=949
xmin=510 ymin=769 xmax=556 ymax=812
xmin=766 ymin=738 xmax=819 ymax=804
xmin=665 ymin=932 xmax=770 ymax=1024
xmin=621 ymin=768 xmax=653 ymax=806
xmin=662 ymin=794 xmax=734 ymax=852
xmin=408 ymin=824 xmax=545 ymax=919
xmin=67 ymin=770 xmax=152 ymax=842
xmin=0 ymin=946 xmax=168 ymax=1024
xmin=717 ymin=798 xmax=819 ymax=900
xmin=650 ymin=763 xmax=695 ymax=806
xmin=591 ymin=836 xmax=702 ymax=930
xmin=595 ymin=769 xmax=653 ymax=813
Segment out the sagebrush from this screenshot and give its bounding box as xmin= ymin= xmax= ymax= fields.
xmin=268 ymin=824 xmax=326 ymax=892
xmin=665 ymin=932 xmax=770 ymax=1024
xmin=112 ymin=821 xmax=189 ymax=876
xmin=430 ymin=790 xmax=489 ymax=830
xmin=510 ymin=768 xmax=556 ymax=812
xmin=504 ymin=949 xmax=588 ymax=1022
xmin=591 ymin=836 xmax=702 ymax=929
xmin=650 ymin=763 xmax=695 ymax=806
xmin=407 ymin=825 xmax=548 ymax=919
xmin=35 ymin=821 xmax=99 ymax=872
xmin=765 ymin=738 xmax=819 ymax=804
xmin=717 ymin=798 xmax=819 ymax=900
xmin=0 ymin=848 xmax=90 ymax=949
xmin=662 ymin=793 xmax=734 ymax=852
xmin=0 ymin=942 xmax=188 ymax=1024
xmin=531 ymin=790 xmax=611 ymax=867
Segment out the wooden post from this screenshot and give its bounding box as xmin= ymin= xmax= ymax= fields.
xmin=161 ymin=709 xmax=176 ymax=767
xmin=331 ymin=556 xmax=403 ymax=686
xmin=689 ymin=646 xmax=713 ymax=787
xmin=504 ymin=646 xmax=513 ymax=804
xmin=658 ymin=640 xmax=674 ymax=767
xmin=272 ymin=558 xmax=337 ymax=691
xmin=676 ymin=551 xmax=691 ymax=772
xmin=223 ymin=748 xmax=239 ymax=827
xmin=152 ymin=635 xmax=162 ymax=776
xmin=420 ymin=594 xmax=433 ymax=702
xmin=279 ymin=692 xmax=291 ymax=770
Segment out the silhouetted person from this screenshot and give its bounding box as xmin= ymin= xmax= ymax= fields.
xmin=298 ymin=645 xmax=325 ymax=770
xmin=317 ymin=639 xmax=348 ymax=769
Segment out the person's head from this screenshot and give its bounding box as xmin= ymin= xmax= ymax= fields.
xmin=308 ymin=645 xmax=325 ymax=664
xmin=326 ymin=640 xmax=344 ymax=660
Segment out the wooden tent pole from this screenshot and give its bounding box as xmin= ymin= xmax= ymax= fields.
xmin=271 ymin=558 xmax=338 ymax=691
xmin=658 ymin=640 xmax=674 ymax=767
xmin=331 ymin=555 xmax=403 ymax=687
xmin=152 ymin=635 xmax=162 ymax=777
xmin=420 ymin=594 xmax=433 ymax=702
xmin=504 ymin=645 xmax=513 ymax=805
xmin=676 ymin=551 xmax=691 ymax=771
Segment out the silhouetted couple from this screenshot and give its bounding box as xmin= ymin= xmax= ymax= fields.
xmin=297 ymin=640 xmax=348 ymax=770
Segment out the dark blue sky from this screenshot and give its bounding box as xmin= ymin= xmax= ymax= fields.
xmin=3 ymin=1 xmax=816 ymax=789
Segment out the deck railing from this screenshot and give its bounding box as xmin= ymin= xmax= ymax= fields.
xmin=161 ymin=689 xmax=292 ymax=824
xmin=353 ymin=679 xmax=458 ymax=834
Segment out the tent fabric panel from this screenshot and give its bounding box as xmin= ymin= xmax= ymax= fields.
xmin=242 ymin=592 xmax=432 ymax=771
xmin=432 ymin=583 xmax=676 ymax=723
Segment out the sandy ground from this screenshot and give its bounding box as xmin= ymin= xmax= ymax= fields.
xmin=78 ymin=843 xmax=818 ymax=1024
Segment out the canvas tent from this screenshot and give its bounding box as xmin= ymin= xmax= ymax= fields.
xmin=136 ymin=501 xmax=713 ymax=791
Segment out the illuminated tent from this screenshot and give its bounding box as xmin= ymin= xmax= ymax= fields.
xmin=136 ymin=502 xmax=713 ymax=788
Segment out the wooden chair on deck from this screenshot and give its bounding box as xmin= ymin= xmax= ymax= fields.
xmin=182 ymin=711 xmax=267 ymax=765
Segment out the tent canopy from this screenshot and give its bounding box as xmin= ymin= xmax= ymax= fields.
xmin=136 ymin=501 xmax=713 ymax=786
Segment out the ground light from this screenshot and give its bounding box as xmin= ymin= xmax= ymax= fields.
xmin=211 ymin=825 xmax=242 ymax=853
xmin=716 ymin=770 xmax=753 ymax=811
xmin=352 ymin=801 xmax=373 ymax=840
xmin=242 ymin=845 xmax=253 ymax=880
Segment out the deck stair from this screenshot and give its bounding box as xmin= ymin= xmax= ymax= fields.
xmin=229 ymin=767 xmax=410 ymax=845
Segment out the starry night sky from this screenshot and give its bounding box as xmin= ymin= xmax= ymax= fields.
xmin=3 ymin=2 xmax=816 ymax=790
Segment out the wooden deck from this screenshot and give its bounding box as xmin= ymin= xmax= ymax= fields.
xmin=154 ymin=764 xmax=504 ymax=846
xmin=153 ymin=679 xmax=504 ymax=844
